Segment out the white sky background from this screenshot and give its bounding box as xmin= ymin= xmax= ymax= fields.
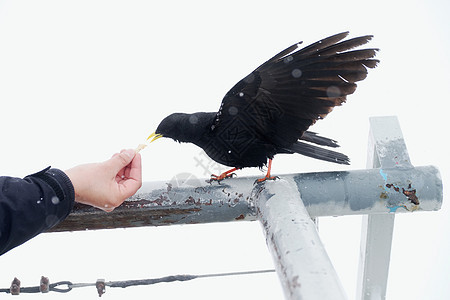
xmin=0 ymin=0 xmax=449 ymax=299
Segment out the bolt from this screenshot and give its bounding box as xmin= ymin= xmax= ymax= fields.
xmin=40 ymin=276 xmax=49 ymax=293
xmin=96 ymin=279 xmax=106 ymax=297
xmin=10 ymin=277 xmax=20 ymax=295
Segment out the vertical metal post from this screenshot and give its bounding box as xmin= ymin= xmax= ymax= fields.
xmin=257 ymin=178 xmax=347 ymax=300
xmin=356 ymin=116 xmax=412 ymax=300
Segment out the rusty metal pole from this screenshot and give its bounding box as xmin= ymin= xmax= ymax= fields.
xmin=50 ymin=177 xmax=259 ymax=232
xmin=50 ymin=165 xmax=442 ymax=232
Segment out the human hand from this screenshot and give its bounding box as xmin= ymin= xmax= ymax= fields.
xmin=65 ymin=149 xmax=142 ymax=212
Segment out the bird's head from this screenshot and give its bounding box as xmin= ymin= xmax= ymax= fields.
xmin=148 ymin=112 xmax=212 ymax=144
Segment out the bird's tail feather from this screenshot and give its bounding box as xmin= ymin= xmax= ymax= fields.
xmin=300 ymin=131 xmax=340 ymax=148
xmin=287 ymin=141 xmax=350 ymax=165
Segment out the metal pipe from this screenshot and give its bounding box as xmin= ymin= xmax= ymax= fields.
xmin=50 ymin=178 xmax=258 ymax=232
xmin=357 ymin=116 xmax=412 ymax=300
xmin=49 ymin=165 xmax=442 ymax=232
xmin=294 ymin=165 xmax=442 ymax=216
xmin=256 ymin=177 xmax=347 ymax=300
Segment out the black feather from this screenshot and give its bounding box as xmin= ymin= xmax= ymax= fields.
xmin=154 ymin=32 xmax=377 ymax=170
xmin=286 ymin=142 xmax=350 ymax=165
xmin=301 ymin=131 xmax=340 ymax=148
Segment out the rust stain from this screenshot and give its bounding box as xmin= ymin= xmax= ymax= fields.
xmin=51 ymin=207 xmax=202 ymax=232
xmin=149 ymin=195 xmax=169 ymax=206
xmin=185 ymin=196 xmax=196 ymax=205
xmin=385 ymin=183 xmax=420 ymax=205
xmin=402 ymin=187 xmax=419 ymax=205
xmin=185 ymin=197 xmax=220 ymax=206
xmin=235 ymin=214 xmax=245 ymax=220
xmin=385 ymin=183 xmax=399 ymax=192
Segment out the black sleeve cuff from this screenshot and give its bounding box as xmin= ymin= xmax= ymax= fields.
xmin=0 ymin=167 xmax=76 ymax=255
xmin=26 ymin=166 xmax=75 ymax=227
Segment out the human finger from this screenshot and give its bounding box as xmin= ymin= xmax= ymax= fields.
xmin=106 ymin=149 xmax=136 ymax=173
xmin=118 ymin=154 xmax=142 ymax=198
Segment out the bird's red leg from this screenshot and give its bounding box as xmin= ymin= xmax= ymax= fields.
xmin=207 ymin=167 xmax=239 ymax=183
xmin=255 ymin=159 xmax=279 ymax=184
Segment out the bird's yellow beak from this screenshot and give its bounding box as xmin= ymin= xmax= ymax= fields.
xmin=147 ymin=132 xmax=163 ymax=143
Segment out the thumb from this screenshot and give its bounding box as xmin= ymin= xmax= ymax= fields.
xmin=108 ymin=149 xmax=136 ymax=172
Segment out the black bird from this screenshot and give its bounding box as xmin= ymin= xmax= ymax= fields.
xmin=148 ymin=32 xmax=378 ymax=183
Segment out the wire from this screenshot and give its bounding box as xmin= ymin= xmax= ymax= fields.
xmin=0 ymin=269 xmax=276 ymax=296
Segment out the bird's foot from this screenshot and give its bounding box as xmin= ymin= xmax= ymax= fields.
xmin=206 ymin=172 xmax=237 ymax=184
xmin=254 ymin=175 xmax=279 ymax=185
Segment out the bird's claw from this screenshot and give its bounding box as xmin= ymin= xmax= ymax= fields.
xmin=254 ymin=175 xmax=279 ymax=185
xmin=206 ymin=173 xmax=237 ymax=184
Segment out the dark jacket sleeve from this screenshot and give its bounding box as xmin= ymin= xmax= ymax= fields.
xmin=0 ymin=167 xmax=75 ymax=255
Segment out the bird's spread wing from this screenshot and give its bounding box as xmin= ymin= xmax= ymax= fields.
xmin=212 ymin=32 xmax=378 ymax=149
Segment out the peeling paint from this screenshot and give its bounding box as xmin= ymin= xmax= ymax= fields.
xmin=402 ymin=184 xmax=419 ymax=205
xmin=385 ymin=183 xmax=420 ymax=205
xmin=385 ymin=183 xmax=400 ymax=192
xmin=387 ymin=205 xmax=407 ymax=213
